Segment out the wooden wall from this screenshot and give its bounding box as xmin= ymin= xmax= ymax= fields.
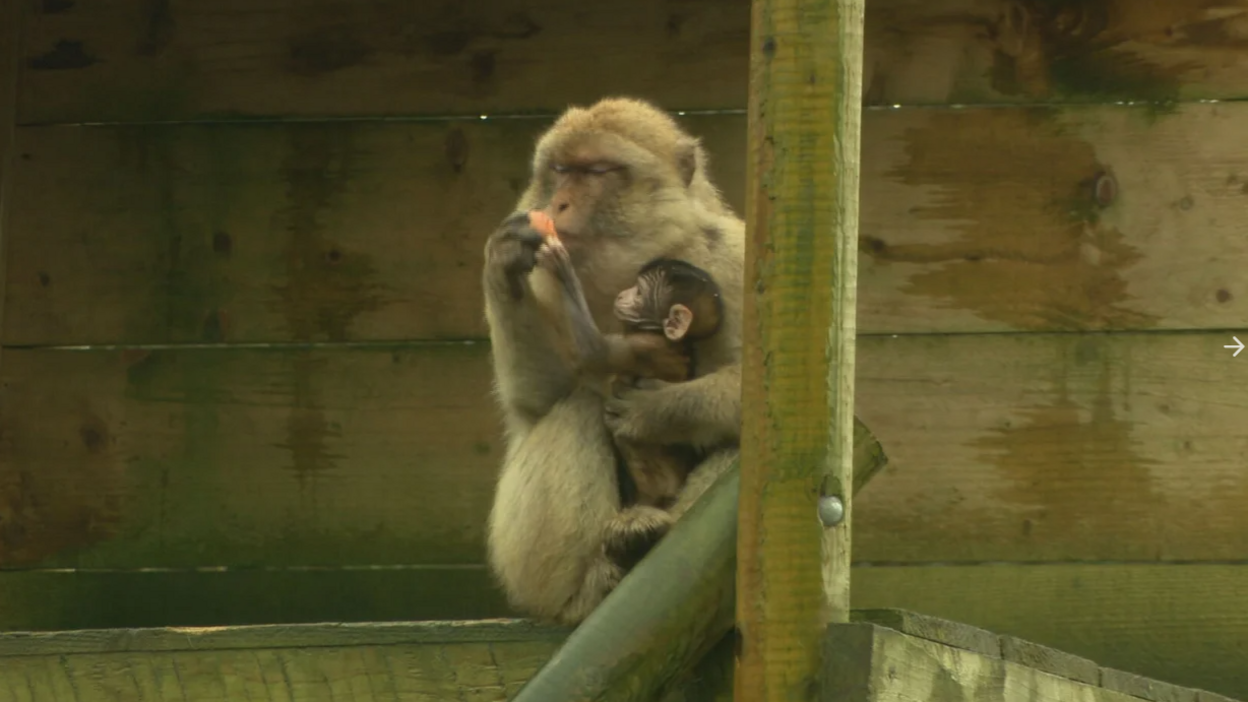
xmin=1 ymin=0 xmax=1247 ymax=697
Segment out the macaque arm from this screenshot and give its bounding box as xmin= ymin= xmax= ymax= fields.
xmin=668 ymin=361 xmax=741 ymax=447
xmin=483 ymin=210 xmax=578 ymax=429
xmin=539 ymin=241 xmax=638 ymax=376
xmin=612 ymin=361 xmax=742 ymax=450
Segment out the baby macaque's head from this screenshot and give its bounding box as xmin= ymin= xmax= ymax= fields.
xmin=614 ymin=258 xmax=723 ymax=342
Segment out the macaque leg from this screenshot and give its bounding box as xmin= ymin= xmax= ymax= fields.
xmin=618 ymin=444 xmax=688 ymax=509
xmin=487 ymin=386 xmax=626 ymax=624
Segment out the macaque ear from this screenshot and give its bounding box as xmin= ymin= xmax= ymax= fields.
xmin=675 ymin=138 xmax=698 ymax=187
xmin=664 ymin=303 xmax=694 ymax=341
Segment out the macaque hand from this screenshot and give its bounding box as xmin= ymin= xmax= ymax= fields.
xmin=604 ymin=377 xmax=687 ymax=446
xmin=484 ymin=213 xmax=546 ymax=300
xmin=533 ymin=236 xmax=571 ymax=274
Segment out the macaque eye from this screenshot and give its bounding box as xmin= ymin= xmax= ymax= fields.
xmin=552 ymin=161 xmax=621 ymax=175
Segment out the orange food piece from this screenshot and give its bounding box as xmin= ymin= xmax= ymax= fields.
xmin=528 ymin=210 xmax=560 ymax=242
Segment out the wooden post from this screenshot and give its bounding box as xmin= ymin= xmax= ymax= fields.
xmin=736 ymin=0 xmax=866 ymax=699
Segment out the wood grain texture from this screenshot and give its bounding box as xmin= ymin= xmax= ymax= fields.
xmin=1 ymin=332 xmax=1243 ymax=571
xmin=853 ymin=622 xmax=1146 ymax=702
xmin=0 ymin=632 xmax=560 ymax=701
xmin=0 ymin=616 xmax=734 ymax=702
xmin=853 ymin=564 xmax=1248 ymax=701
xmin=8 ymin=102 xmax=1248 ymax=346
xmin=17 ymin=0 xmax=1248 ymax=123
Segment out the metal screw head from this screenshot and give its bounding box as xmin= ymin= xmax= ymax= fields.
xmin=818 ymin=495 xmax=845 ymax=527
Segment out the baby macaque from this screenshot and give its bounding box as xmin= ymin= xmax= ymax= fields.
xmin=532 ymin=215 xmax=724 ymax=510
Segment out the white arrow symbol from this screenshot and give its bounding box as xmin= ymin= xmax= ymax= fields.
xmin=1226 ymin=336 xmax=1244 ymax=357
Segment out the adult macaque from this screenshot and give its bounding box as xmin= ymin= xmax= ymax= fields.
xmin=483 ymin=97 xmax=744 ymax=625
xmin=534 ymin=230 xmax=725 ymax=511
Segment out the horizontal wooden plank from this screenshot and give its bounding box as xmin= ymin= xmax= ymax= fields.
xmin=0 ymin=618 xmax=732 ymax=702
xmin=0 ymin=565 xmax=1241 ymax=699
xmin=0 ymin=566 xmax=512 ymax=632
xmin=1 ymin=332 xmax=1245 ymax=571
xmin=8 ymin=103 xmax=1248 ymax=345
xmin=853 ymin=564 xmax=1248 ymax=701
xmin=0 ymin=645 xmax=545 ymax=701
xmin=0 ymin=618 xmax=569 ymax=657
xmin=851 ymin=608 xmax=1001 ymax=658
xmin=851 ymin=623 xmax=1147 ymax=702
xmin=18 ymin=0 xmax=1248 ymax=123
xmin=851 ymin=331 xmax=1248 ymax=564
xmin=0 ymin=343 xmax=504 ymax=568
xmin=0 ymin=620 xmax=555 ymax=701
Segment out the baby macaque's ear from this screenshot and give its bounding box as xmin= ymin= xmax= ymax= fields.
xmin=663 ymin=303 xmax=694 ymax=341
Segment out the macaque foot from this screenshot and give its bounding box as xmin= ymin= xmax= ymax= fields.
xmin=554 ymin=554 xmax=624 ymax=625
xmin=602 ymin=505 xmax=675 ymax=571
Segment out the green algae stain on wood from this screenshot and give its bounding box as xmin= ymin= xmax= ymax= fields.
xmin=112 ymin=127 xmax=238 ymax=344
xmin=274 ymin=127 xmax=386 ymax=486
xmin=974 ymin=335 xmax=1163 ymax=562
xmin=274 ymin=126 xmax=386 ymax=343
xmin=986 ymin=0 xmax=1197 ymax=105
xmin=867 ymin=108 xmax=1158 ymax=332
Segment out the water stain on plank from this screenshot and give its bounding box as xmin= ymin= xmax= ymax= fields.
xmin=0 ymin=405 xmax=123 ymax=566
xmin=977 ymin=337 xmax=1161 ymax=557
xmin=274 ymin=127 xmax=384 ymax=483
xmin=987 ymin=0 xmax=1203 ymax=103
xmin=286 ymin=26 xmax=372 ymax=77
xmin=27 ymin=39 xmax=98 ymax=70
xmin=136 ymin=0 xmax=175 ymax=57
xmin=869 ymin=108 xmax=1158 ymax=332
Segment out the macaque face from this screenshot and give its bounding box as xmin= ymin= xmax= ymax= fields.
xmin=542 ymin=161 xmax=625 ymax=239
xmin=536 ymin=133 xmax=643 ymax=242
xmin=614 ymin=285 xmax=644 ymax=324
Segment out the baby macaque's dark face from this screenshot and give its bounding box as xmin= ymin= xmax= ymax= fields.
xmin=613 ymin=285 xmax=646 ymax=324
xmin=615 ymin=259 xmax=722 ymax=342
xmin=613 ymin=271 xmax=665 ymax=332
